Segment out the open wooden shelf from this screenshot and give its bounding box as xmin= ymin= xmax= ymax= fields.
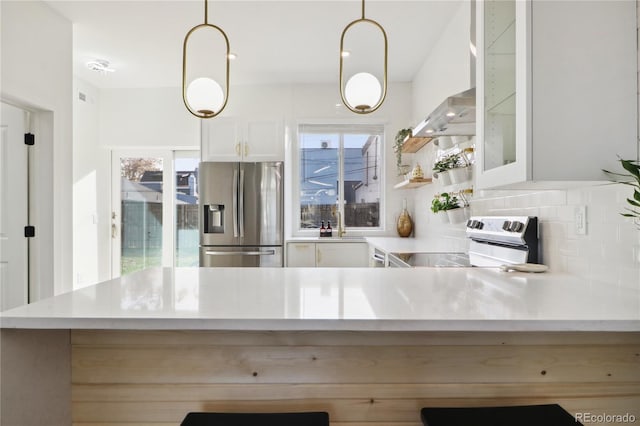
xmin=401 ymin=136 xmax=434 ymax=153
xmin=393 ymin=177 xmax=433 ymax=189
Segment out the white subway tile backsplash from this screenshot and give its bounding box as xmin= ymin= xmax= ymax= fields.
xmin=587 ymin=220 xmax=620 ymax=242
xmin=617 ymin=222 xmax=640 ymax=245
xmin=413 ymin=181 xmax=639 ymax=285
xmin=618 ymin=267 xmax=640 ymax=289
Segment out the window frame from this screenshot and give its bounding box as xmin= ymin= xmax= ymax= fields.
xmin=293 ymin=121 xmax=386 ymax=236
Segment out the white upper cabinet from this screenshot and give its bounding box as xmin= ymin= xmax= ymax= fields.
xmin=476 ymin=0 xmax=638 ymax=189
xmin=202 ymin=117 xmax=284 ymax=162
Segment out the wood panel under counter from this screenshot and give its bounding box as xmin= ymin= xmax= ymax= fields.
xmin=2 ymin=267 xmax=640 ymax=425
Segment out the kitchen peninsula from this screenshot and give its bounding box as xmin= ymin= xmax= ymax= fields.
xmin=2 ymin=267 xmax=639 ymax=425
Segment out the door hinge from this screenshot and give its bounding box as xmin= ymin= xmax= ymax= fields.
xmin=24 ymin=226 xmax=35 ymax=238
xmin=24 ymin=133 xmax=35 ymax=146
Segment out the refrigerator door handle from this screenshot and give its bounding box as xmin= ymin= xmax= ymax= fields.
xmin=239 ymin=167 xmax=245 ymax=238
xmin=232 ymin=167 xmax=239 ymax=238
xmin=205 ymin=250 xmax=276 ymax=256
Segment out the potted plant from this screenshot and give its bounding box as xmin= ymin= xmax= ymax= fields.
xmin=430 ymin=192 xmax=460 ymax=223
xmin=447 ymin=152 xmax=472 ymax=184
xmin=431 ymin=192 xmax=470 ymax=224
xmin=394 ymin=128 xmax=412 ymax=176
xmin=603 ymin=157 xmax=640 ymax=228
xmin=432 ymin=154 xmax=458 ymax=186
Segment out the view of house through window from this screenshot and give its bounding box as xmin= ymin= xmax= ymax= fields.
xmin=120 ymin=157 xmax=164 ymax=275
xmin=174 ymin=155 xmax=200 ymax=267
xmin=298 ymin=124 xmax=383 ymax=231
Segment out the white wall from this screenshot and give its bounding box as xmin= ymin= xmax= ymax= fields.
xmin=1 ymin=0 xmax=73 ymax=297
xmin=73 ymin=78 xmax=111 ymax=288
xmin=99 ymin=88 xmax=199 ymax=149
xmin=72 ymin=87 xmax=199 ymax=286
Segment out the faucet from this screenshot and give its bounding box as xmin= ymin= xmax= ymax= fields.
xmin=337 ymin=211 xmax=346 ymax=237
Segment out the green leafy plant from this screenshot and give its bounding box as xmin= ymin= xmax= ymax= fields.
xmin=394 ymin=128 xmax=412 ymax=171
xmin=603 ymin=158 xmax=640 ymax=226
xmin=430 ymin=192 xmax=460 ymax=213
xmin=432 ymin=154 xmax=459 ymax=173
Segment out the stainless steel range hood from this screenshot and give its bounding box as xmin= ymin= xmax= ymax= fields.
xmin=412 ymin=87 xmax=476 ymax=138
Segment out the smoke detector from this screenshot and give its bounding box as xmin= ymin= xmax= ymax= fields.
xmin=86 ymin=59 xmax=115 ymax=73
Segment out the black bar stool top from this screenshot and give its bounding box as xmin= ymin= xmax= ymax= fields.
xmin=181 ymin=411 xmax=330 ymax=426
xmin=421 ymin=404 xmax=583 ymax=426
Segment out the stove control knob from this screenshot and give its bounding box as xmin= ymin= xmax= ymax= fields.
xmin=475 ymin=221 xmax=484 ymax=229
xmin=510 ymin=221 xmax=524 ymax=232
xmin=466 ymin=220 xmax=474 ymax=228
xmin=502 ymin=220 xmax=512 ymax=231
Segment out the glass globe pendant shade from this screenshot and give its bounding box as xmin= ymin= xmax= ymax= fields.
xmin=344 ymin=72 xmax=382 ymax=112
xmin=186 ymin=77 xmax=225 ymax=117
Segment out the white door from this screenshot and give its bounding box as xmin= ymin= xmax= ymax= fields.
xmin=0 ymin=103 xmax=29 ymax=311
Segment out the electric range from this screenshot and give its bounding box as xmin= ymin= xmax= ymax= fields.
xmin=387 ymin=216 xmax=539 ymax=268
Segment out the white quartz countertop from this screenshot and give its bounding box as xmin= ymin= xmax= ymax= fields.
xmin=1 ymin=267 xmax=639 ymax=332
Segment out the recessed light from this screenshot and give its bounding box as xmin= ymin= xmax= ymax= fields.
xmin=341 ymin=50 xmax=351 ymax=58
xmin=228 ymin=53 xmax=237 ymax=60
xmin=446 ymin=111 xmax=456 ymax=117
xmin=425 ymin=129 xmax=434 ymax=134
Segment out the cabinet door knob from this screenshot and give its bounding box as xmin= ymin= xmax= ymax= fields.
xmin=244 ymin=143 xmax=249 ymax=157
xmin=235 ymin=143 xmax=241 ymax=156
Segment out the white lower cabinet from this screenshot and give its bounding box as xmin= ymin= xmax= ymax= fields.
xmin=286 ymin=243 xmax=316 ymax=267
xmin=286 ymin=242 xmax=368 ymax=267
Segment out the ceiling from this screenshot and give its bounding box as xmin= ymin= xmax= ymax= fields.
xmin=45 ymin=0 xmax=465 ymax=89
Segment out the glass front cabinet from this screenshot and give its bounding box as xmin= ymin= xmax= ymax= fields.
xmin=476 ymin=0 xmax=637 ymax=189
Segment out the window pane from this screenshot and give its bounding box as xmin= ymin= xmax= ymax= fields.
xmin=298 ymin=125 xmax=382 ymax=231
xmin=120 ymin=157 xmax=163 ymax=275
xmin=175 ymin=156 xmax=199 ymax=267
xmin=299 ymin=133 xmax=339 ymax=228
xmin=344 ymin=134 xmax=380 ymax=227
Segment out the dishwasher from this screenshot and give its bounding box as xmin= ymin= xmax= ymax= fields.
xmin=370 ymin=247 xmax=387 ymax=267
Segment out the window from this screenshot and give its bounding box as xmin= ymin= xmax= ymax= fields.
xmin=112 ymin=150 xmax=199 ymax=277
xmin=296 ymin=123 xmax=383 ymax=232
xmin=174 ymin=153 xmax=200 ymax=267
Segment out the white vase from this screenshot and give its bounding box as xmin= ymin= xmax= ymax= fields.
xmin=437 ymin=211 xmax=449 ymax=223
xmin=434 ymin=170 xmax=452 ymax=186
xmin=449 ymin=166 xmax=470 ymax=184
xmin=447 ymin=207 xmax=469 ymax=224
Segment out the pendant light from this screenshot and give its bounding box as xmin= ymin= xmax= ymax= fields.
xmin=339 ymin=0 xmax=388 ymax=114
xmin=182 ymin=0 xmax=230 ymax=119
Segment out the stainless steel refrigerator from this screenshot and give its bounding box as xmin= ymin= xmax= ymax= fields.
xmin=199 ymin=161 xmax=283 ymax=267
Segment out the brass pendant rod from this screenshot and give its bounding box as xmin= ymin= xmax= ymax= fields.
xmin=361 ymin=0 xmax=365 ymax=19
xmin=204 ymin=0 xmax=208 ymax=24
